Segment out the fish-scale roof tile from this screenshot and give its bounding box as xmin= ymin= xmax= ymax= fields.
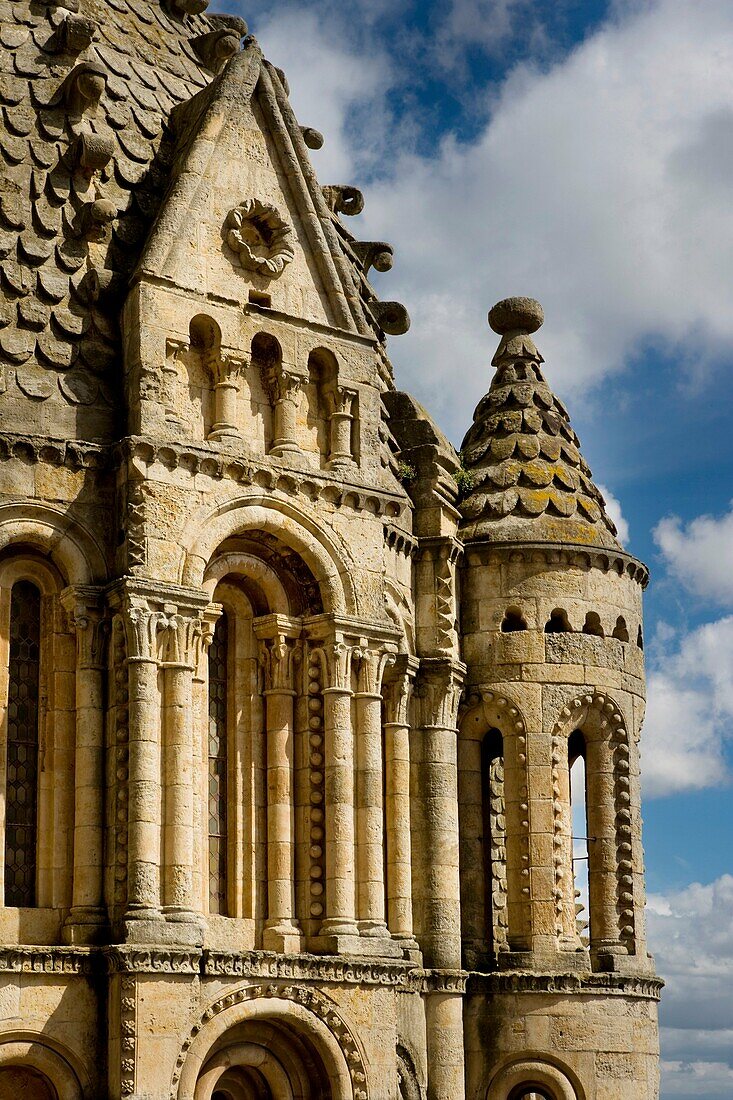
xmin=459 ymin=297 xmax=622 ymax=550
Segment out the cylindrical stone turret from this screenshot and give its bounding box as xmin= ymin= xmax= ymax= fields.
xmin=458 ymin=298 xmax=661 ymax=1100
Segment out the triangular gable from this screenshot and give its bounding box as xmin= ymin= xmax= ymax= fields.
xmin=133 ymin=41 xmax=369 ymax=337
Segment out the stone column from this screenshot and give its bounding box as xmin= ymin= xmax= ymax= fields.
xmin=120 ymin=596 xmax=164 ymax=932
xmin=424 ymin=971 xmax=468 ymax=1100
xmin=325 ymin=384 xmax=356 ymax=468
xmin=160 ymin=607 xmax=205 ymax=943
xmin=61 ymin=586 xmax=108 ymax=943
xmin=208 ymin=353 xmax=246 ymax=443
xmin=263 ymin=366 xmax=303 ymax=457
xmin=383 ymin=656 xmax=419 ymax=954
xmin=414 ymin=657 xmax=466 ymax=1100
xmin=256 ymin=615 xmax=303 ymax=953
xmin=353 ymin=644 xmax=391 ymax=940
xmin=586 ymin=735 xmax=622 ymax=959
xmin=313 ymin=638 xmax=359 ymax=947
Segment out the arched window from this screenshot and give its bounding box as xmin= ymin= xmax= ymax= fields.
xmin=545 ymin=608 xmax=572 ymax=633
xmin=208 ymin=612 xmax=228 ymax=915
xmin=612 ymin=615 xmax=629 ymax=642
xmin=569 ymin=729 xmax=589 ymax=945
xmin=5 ymin=580 xmax=41 ymax=908
xmin=582 ymin=611 xmax=604 ymax=637
xmin=501 ymin=608 xmax=527 ymax=632
xmin=482 ymin=728 xmax=507 ymax=955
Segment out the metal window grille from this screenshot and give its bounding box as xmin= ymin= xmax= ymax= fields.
xmin=208 ymin=613 xmax=228 ymax=914
xmin=5 ymin=581 xmax=41 ymax=907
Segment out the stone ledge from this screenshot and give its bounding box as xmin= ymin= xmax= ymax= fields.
xmin=467 ymin=970 xmax=664 ymax=1000
xmin=463 ymin=540 xmax=649 ymax=588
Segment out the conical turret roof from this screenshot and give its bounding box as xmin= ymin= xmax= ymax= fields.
xmin=459 ymin=298 xmax=621 ymax=549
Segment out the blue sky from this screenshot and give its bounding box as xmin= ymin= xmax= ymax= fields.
xmin=213 ymin=0 xmax=733 ymax=1094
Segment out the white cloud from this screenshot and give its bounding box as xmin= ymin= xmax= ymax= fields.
xmin=647 ymin=876 xmax=733 ymax=1098
xmin=238 ymin=0 xmax=733 ymax=441
xmin=642 ymin=616 xmax=733 ymax=797
xmin=597 ymin=483 xmax=629 ymax=545
xmin=655 ymin=504 xmax=733 ymax=606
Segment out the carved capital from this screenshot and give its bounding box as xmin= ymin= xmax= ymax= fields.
xmin=262 ymin=365 xmax=302 ymax=406
xmin=415 ymin=658 xmax=466 ymax=730
xmin=254 ymin=615 xmax=302 ymax=692
xmin=60 ymin=585 xmax=108 ymax=670
xmin=382 ymin=655 xmax=419 ymax=726
xmin=352 ymin=643 xmax=396 ymax=697
xmin=324 ymin=384 xmax=356 ymax=417
xmin=159 ymin=608 xmax=202 ymax=668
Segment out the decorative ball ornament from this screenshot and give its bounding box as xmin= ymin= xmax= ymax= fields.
xmin=488 ymin=296 xmax=544 ymax=335
xmin=224 ymin=199 xmax=295 ymax=278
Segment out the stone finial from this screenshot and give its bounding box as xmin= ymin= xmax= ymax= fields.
xmin=352 ymin=241 xmax=393 ymax=276
xmin=71 ymin=130 xmax=115 ymax=179
xmin=488 ymin=296 xmax=544 ymax=367
xmin=61 ymin=61 xmax=107 ymax=117
xmin=488 ymin=296 xmax=544 ymax=336
xmin=300 ymin=127 xmax=324 ymax=150
xmin=191 ymin=29 xmax=242 ymax=71
xmin=322 ymin=185 xmax=364 ymax=217
xmin=169 ymin=0 xmax=209 ymax=16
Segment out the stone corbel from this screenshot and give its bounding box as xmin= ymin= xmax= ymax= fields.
xmin=323 ymin=383 xmax=357 ymax=468
xmin=261 ymin=365 xmax=304 ymax=457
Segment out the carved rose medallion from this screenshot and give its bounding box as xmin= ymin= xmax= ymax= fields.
xmin=224 ymin=198 xmax=295 ymax=278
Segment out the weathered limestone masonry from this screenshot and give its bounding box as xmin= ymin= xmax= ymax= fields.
xmin=0 ymin=1 xmax=660 ymax=1098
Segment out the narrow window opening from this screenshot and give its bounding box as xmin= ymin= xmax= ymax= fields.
xmin=5 ymin=580 xmax=41 ymax=907
xmin=208 ymin=612 xmax=228 ymax=915
xmin=612 ymin=615 xmax=630 ymax=642
xmin=637 ymin=625 xmax=644 ymax=650
xmin=582 ymin=611 xmax=604 ymax=637
xmin=509 ymin=1088 xmax=555 ymax=1100
xmin=481 ymin=728 xmax=507 ymax=957
xmin=501 ymin=608 xmax=527 ymax=632
xmin=569 ymin=729 xmax=589 ymax=945
xmin=544 ymin=608 xmax=572 ymax=633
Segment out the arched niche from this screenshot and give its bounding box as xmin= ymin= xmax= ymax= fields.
xmin=180 ymin=497 xmax=357 ymax=617
xmin=175 ymin=992 xmax=361 ymax=1100
xmin=458 ymin=690 xmax=530 ymax=956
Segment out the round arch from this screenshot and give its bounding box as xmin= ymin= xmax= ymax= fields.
xmin=178 ymin=497 xmax=357 ymax=616
xmin=204 ymin=552 xmax=290 ymax=615
xmin=174 ymin=991 xmax=362 ymax=1100
xmin=0 ymin=502 xmax=107 ymax=585
xmin=0 ymin=1035 xmax=90 ymax=1100
xmin=486 ymin=1054 xmax=584 ymax=1100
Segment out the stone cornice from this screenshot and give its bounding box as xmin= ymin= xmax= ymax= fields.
xmin=202 ymin=951 xmax=416 ymax=986
xmin=462 ymin=540 xmax=649 ymax=588
xmin=467 ymin=970 xmax=664 ymax=1000
xmin=0 ymin=946 xmax=96 ymax=974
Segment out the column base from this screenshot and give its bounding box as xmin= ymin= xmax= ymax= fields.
xmin=393 ymin=935 xmax=422 ymax=963
xmin=208 ymin=427 xmax=242 ymax=444
xmin=119 ymin=914 xmax=204 ymax=946
xmin=62 ymin=907 xmax=109 ymax=945
xmin=312 ymin=931 xmax=404 ymax=958
xmin=262 ymin=922 xmax=304 ymax=953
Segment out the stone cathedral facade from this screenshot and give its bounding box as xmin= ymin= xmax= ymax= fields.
xmin=0 ymin=1 xmax=661 ymax=1098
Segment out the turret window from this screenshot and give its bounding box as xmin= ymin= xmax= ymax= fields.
xmin=582 ymin=611 xmax=604 ymax=637
xmin=612 ymin=616 xmax=630 ymax=642
xmin=5 ymin=580 xmax=41 ymax=907
xmin=208 ymin=612 xmax=229 ymax=915
xmin=501 ymin=608 xmax=527 ymax=632
xmin=544 ymin=608 xmax=572 ymax=633
xmin=569 ymin=729 xmax=589 ymax=945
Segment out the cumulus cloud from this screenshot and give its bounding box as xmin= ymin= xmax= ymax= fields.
xmin=597 ymin=484 xmax=629 ymax=545
xmin=647 ymin=876 xmax=733 ymax=1098
xmin=654 ymin=504 xmax=733 ymax=606
xmin=642 ymin=616 xmax=733 ymax=796
xmin=229 ymin=0 xmax=733 ymax=441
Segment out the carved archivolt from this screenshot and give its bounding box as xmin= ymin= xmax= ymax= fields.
xmin=224 ymin=199 xmax=295 ymax=277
